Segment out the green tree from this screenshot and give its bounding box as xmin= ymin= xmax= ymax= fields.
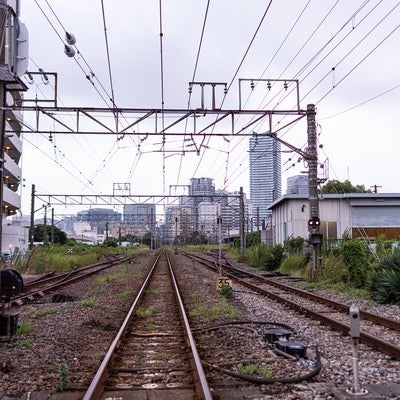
xmin=34 ymin=224 xmax=67 ymax=244
xmin=320 ymin=180 xmax=371 ymax=194
xmin=103 ymin=237 xmax=118 ymax=247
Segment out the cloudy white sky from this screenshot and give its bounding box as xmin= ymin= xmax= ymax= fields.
xmin=17 ymin=0 xmax=400 ymax=218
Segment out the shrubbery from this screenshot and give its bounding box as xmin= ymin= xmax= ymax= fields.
xmin=367 ymin=249 xmax=400 ymax=304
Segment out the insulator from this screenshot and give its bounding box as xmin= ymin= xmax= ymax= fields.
xmin=267 ymin=80 xmax=271 ymax=90
xmin=284 ymin=81 xmax=288 ymax=90
xmin=65 ymin=31 xmax=76 ymax=45
xmin=250 ymin=80 xmax=255 ymax=90
xmin=64 ymin=44 xmax=76 ymax=58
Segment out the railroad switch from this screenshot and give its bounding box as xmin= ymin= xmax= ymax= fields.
xmin=276 ymin=340 xmax=307 ymax=359
xmin=262 ymin=327 xmax=292 ymax=343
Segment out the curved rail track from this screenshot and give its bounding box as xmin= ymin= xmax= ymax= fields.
xmin=83 ymin=250 xmax=212 ymax=400
xmin=183 ymin=251 xmax=400 ymax=361
xmin=1 ymin=254 xmax=131 ymax=310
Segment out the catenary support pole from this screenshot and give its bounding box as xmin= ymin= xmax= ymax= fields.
xmin=306 ymin=104 xmax=321 ymax=279
xmin=29 ymin=184 xmax=35 ymax=249
xmin=239 ymin=187 xmax=245 ymax=256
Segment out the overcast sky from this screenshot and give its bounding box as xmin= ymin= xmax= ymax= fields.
xmin=17 ymin=0 xmax=400 ymax=218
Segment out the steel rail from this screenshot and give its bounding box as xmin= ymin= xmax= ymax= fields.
xmin=82 ymin=254 xmax=160 ymax=400
xmin=7 ymin=256 xmax=131 ymax=307
xmin=221 ymin=256 xmax=400 ymax=332
xmin=184 ymin=252 xmax=400 ymax=360
xmin=166 ymin=252 xmax=213 ymax=400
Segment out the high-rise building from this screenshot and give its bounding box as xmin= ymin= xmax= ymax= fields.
xmin=249 ymin=132 xmax=281 ymax=225
xmin=286 ymin=175 xmax=309 ymax=195
xmin=189 ymin=177 xmax=215 ymax=230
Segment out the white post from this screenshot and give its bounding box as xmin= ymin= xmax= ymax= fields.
xmin=346 ymin=305 xmax=368 ymax=396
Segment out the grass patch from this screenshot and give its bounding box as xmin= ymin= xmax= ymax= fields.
xmin=93 ymin=271 xmax=128 ymax=285
xmin=24 ymin=244 xmax=135 ymax=274
xmin=35 ymin=307 xmax=57 ymax=318
xmin=118 ymin=289 xmax=133 ymax=298
xmin=146 ymin=320 xmax=156 ymax=331
xmin=79 ymin=299 xmax=96 ymax=307
xmin=302 ymin=280 xmax=370 ymax=299
xmin=12 ymin=339 xmax=33 ymax=348
xmin=16 ymin=320 xmax=32 ymax=335
xmin=136 ymin=306 xmax=155 ymax=319
xmin=279 ymin=255 xmax=308 ymax=276
xmin=236 ymin=363 xmax=272 ymax=378
xmin=191 ymin=292 xmax=202 ymax=302
xmin=190 ymin=300 xmax=240 ymax=324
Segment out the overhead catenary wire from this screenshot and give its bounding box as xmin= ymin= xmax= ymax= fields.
xmin=214 ymin=1 xmax=394 ymax=192
xmin=176 ymin=0 xmax=211 ymax=186
xmin=32 ymin=0 xmax=144 ymax=191
xmin=190 ymin=0 xmax=274 ymax=181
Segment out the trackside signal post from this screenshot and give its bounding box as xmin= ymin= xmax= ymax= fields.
xmin=306 ymin=104 xmax=322 ymax=279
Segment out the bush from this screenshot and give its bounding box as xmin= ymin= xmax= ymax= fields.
xmin=314 ymin=254 xmax=348 ymax=284
xmin=341 ymin=240 xmax=372 ymax=287
xmin=263 ymin=244 xmax=285 ymax=271
xmin=279 ymin=255 xmax=308 ymax=276
xmin=284 ymin=236 xmax=305 ymax=255
xmin=367 ymin=249 xmax=400 ymax=304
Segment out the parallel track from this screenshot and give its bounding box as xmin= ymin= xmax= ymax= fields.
xmin=184 ymin=251 xmax=400 ymax=360
xmin=2 ymin=254 xmax=131 ymax=309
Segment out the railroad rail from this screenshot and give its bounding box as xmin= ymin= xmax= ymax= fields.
xmin=183 ymin=251 xmax=400 ymax=361
xmin=2 ymin=254 xmax=131 ymax=310
xmin=83 ymin=250 xmax=212 ymax=400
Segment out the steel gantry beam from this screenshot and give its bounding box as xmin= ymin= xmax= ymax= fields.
xmin=7 ymin=105 xmax=307 ymax=137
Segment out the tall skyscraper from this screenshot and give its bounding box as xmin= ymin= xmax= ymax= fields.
xmin=249 ymin=132 xmax=281 ymax=224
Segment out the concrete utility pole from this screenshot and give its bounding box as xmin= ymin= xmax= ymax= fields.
xmin=29 ymin=184 xmax=35 ymax=249
xmin=239 ymin=187 xmax=245 ymax=256
xmin=51 ymin=208 xmax=54 ymax=243
xmin=306 ymin=104 xmax=322 ymax=279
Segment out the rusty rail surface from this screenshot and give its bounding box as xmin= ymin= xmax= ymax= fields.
xmin=83 ymin=251 xmax=212 ymax=400
xmin=4 ymin=255 xmax=131 ymax=309
xmin=184 ymin=252 xmax=400 ymax=360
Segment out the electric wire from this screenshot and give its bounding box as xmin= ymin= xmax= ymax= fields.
xmin=159 ymin=0 xmax=166 ymax=197
xmin=214 ymin=0 xmax=312 ymax=190
xmin=26 ymin=56 xmax=117 ymax=190
xmin=100 ymin=0 xmax=117 ymax=116
xmin=225 ymin=1 xmax=397 ymax=190
xmin=32 ymin=0 xmax=142 ymax=191
xmin=176 ymin=0 xmax=211 ymax=185
xmin=319 ymin=82 xmax=400 ymax=120
xmin=191 ymin=0 xmax=274 ymax=181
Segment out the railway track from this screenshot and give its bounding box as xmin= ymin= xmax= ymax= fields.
xmin=1 ymin=254 xmax=131 ymax=310
xmin=83 ymin=250 xmax=212 ymax=400
xmin=183 ymin=251 xmax=400 ymax=361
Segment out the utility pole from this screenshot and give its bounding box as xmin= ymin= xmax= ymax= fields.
xmin=51 ymin=208 xmax=54 ymax=244
xmin=256 ymin=207 xmax=260 ymax=233
xmin=217 ymin=203 xmax=222 ymax=275
xmin=239 ymin=187 xmax=245 ymax=256
xmin=29 ymin=184 xmax=35 ymax=249
xmin=43 ymin=206 xmax=48 ymax=245
xmin=306 ymin=104 xmax=322 ymax=279
xmin=370 ymin=185 xmax=381 ymax=194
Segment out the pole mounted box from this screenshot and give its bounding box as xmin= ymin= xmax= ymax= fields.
xmin=349 ymin=305 xmax=360 ymax=338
